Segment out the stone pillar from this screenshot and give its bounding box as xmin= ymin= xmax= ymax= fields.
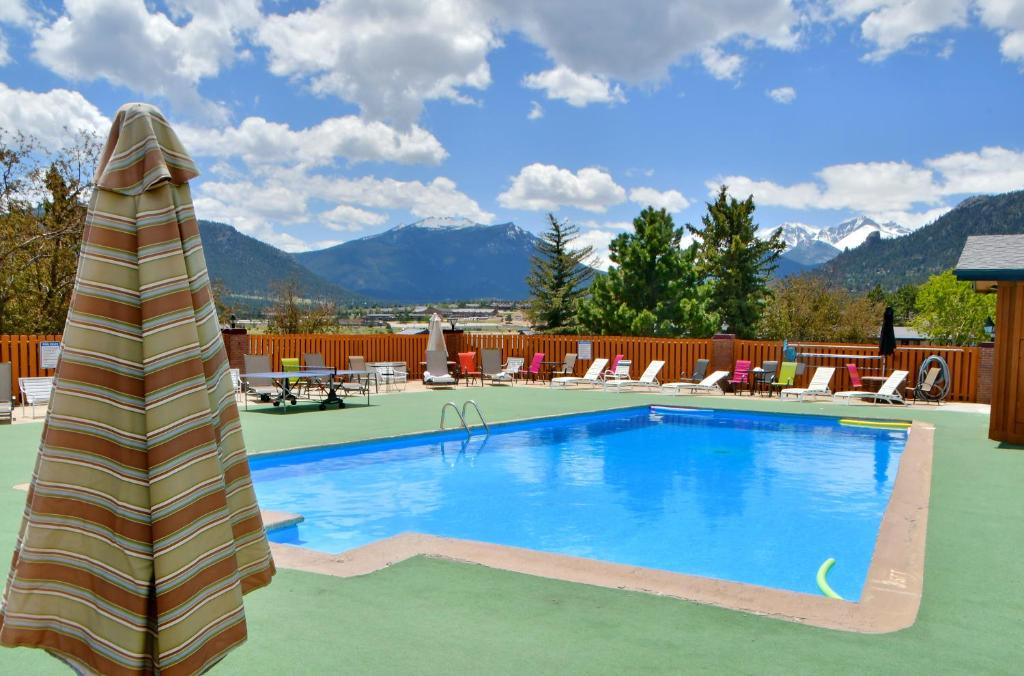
xmin=711 ymin=333 xmax=736 ymax=374
xmin=221 ymin=328 xmax=248 ymax=371
xmin=976 ymin=341 xmax=994 ymax=405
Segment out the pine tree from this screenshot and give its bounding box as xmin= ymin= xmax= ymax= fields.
xmin=526 ymin=214 xmax=595 ymax=333
xmin=687 ymin=186 xmax=785 ymax=338
xmin=577 ymin=207 xmax=718 ymax=337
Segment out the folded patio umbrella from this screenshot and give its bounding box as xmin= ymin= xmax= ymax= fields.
xmin=427 ymin=312 xmax=447 ymax=357
xmin=0 ymin=103 xmax=275 ymax=674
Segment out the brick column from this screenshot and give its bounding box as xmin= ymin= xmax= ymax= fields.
xmin=221 ymin=328 xmax=248 ymax=371
xmin=711 ymin=333 xmax=736 ymax=374
xmin=976 ymin=341 xmax=994 ymax=405
xmin=443 ymin=329 xmax=465 ymax=357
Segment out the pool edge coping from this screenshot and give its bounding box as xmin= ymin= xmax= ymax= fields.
xmin=261 ymin=416 xmax=933 ymax=634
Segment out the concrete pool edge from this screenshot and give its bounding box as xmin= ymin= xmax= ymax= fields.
xmin=262 ymin=418 xmax=934 ymax=634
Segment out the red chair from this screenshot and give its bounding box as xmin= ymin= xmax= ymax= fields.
xmin=458 ymin=351 xmax=481 ymax=386
xmin=846 ymin=363 xmax=863 ymax=390
xmin=520 ymin=352 xmax=545 ymax=383
xmin=604 ymin=353 xmax=624 ymax=378
xmin=726 ymin=360 xmax=752 ymax=394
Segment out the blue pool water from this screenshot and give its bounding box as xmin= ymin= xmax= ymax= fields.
xmin=250 ymin=407 xmax=908 ymax=600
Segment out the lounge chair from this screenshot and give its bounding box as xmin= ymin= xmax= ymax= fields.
xmin=242 ymin=354 xmax=277 ymax=407
xmin=725 ymin=360 xmax=752 ymax=394
xmin=833 ymin=370 xmax=909 ymax=405
xmin=280 ymin=357 xmax=305 ymax=397
xmin=604 ymin=360 xmax=665 ymax=391
xmin=550 ymin=358 xmax=608 ymax=388
xmin=344 ymin=355 xmax=373 ymax=395
xmin=662 ymin=370 xmax=730 ymax=395
xmin=779 ymin=367 xmax=836 ymax=401
xmin=229 ymin=368 xmax=242 ymax=402
xmin=768 ymin=361 xmax=797 ymax=397
xmin=302 ymin=353 xmax=334 ymax=397
xmin=907 ymin=367 xmax=942 ymax=404
xmin=458 ymin=351 xmax=482 ymax=386
xmin=550 ymin=353 xmax=577 ymax=378
xmin=601 ymin=359 xmax=632 ymax=386
xmin=423 ymin=350 xmax=457 ymax=387
xmin=846 ymin=363 xmax=864 ymax=390
xmin=481 ymin=349 xmax=513 ymax=385
xmin=1 ymin=363 xmax=11 ymax=424
xmin=502 ymin=356 xmax=525 ymax=383
xmin=520 ymin=352 xmax=545 ymax=383
xmin=603 ymin=354 xmax=624 ymax=379
xmin=680 ymin=358 xmax=709 ymax=383
xmin=19 ymin=376 xmax=54 ymax=419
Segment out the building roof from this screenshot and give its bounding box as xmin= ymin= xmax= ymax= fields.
xmin=955 ymin=235 xmax=1024 ymax=282
xmin=396 ymin=328 xmax=428 ymax=335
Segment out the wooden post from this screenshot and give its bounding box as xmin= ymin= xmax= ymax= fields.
xmin=711 ymin=333 xmax=736 ymax=375
xmin=989 ymin=281 xmax=1024 ymax=445
xmin=976 ymin=341 xmax=995 ymax=405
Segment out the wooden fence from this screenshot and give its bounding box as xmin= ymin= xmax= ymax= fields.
xmin=1 ymin=333 xmax=983 ymax=403
xmin=734 ymin=340 xmax=980 ymax=402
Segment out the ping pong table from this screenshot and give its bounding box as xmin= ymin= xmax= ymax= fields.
xmin=239 ymin=368 xmax=373 ymax=410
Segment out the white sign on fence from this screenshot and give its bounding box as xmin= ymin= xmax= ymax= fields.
xmin=577 ymin=340 xmax=593 ymax=361
xmin=39 ymin=341 xmax=61 ymax=369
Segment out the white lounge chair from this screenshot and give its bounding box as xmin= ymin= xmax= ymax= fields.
xmin=502 ymin=357 xmax=525 ymax=384
xmin=779 ymin=367 xmax=836 ymax=402
xmin=601 ymin=359 xmax=632 ymax=387
xmin=550 ymin=358 xmax=609 ymax=388
xmin=19 ymin=376 xmax=54 ymax=419
xmin=423 ymin=350 xmax=456 ymax=387
xmin=833 ymin=370 xmax=909 ymax=405
xmin=604 ymin=360 xmax=665 ymax=391
xmin=662 ymin=370 xmax=730 ymax=395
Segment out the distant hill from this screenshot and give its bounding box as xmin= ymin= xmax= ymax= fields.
xmin=814 ymin=191 xmax=1024 ymax=291
xmin=198 ymin=220 xmax=361 ymax=303
xmin=294 ymin=217 xmax=540 ymax=302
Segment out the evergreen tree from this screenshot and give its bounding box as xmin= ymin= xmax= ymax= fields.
xmin=687 ymin=186 xmax=785 ymax=338
xmin=526 ymin=214 xmax=594 ymax=333
xmin=577 ymin=207 xmax=718 ymax=336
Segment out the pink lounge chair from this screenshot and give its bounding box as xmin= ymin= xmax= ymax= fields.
xmin=604 ymin=354 xmax=624 ymax=379
xmin=846 ymin=363 xmax=864 ymax=390
xmin=520 ymin=352 xmax=545 ymax=383
xmin=726 ymin=360 xmax=752 ymax=394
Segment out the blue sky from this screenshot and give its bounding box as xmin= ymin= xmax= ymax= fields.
xmin=1 ymin=1 xmax=1023 ymax=265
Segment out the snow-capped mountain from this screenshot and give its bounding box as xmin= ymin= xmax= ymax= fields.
xmin=395 ymin=216 xmax=481 ymax=230
xmin=821 ymin=216 xmax=911 ymax=251
xmin=771 ymin=216 xmax=912 ymax=274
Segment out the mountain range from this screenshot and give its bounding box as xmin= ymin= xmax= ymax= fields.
xmin=197 ymin=191 xmax=1024 ymax=304
xmin=295 ymin=217 xmax=539 ymax=302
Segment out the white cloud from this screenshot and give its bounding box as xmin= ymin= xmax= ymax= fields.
xmin=0 ymin=84 xmax=110 ymax=147
xmin=926 ymin=146 xmax=1024 ymax=194
xmin=527 ymin=101 xmax=544 ymax=120
xmin=498 ymin=164 xmax=626 ymax=212
xmin=700 ymin=47 xmax=745 ymax=80
xmin=0 ymin=0 xmax=33 ymax=66
xmin=32 ymin=0 xmax=260 ymax=121
xmin=522 ymin=66 xmax=626 ymax=107
xmin=489 ymin=1 xmax=798 ymax=84
xmin=321 ymin=204 xmax=387 ymax=231
xmin=767 ymin=86 xmax=797 ymax=103
xmin=830 ymin=0 xmax=971 ymax=62
xmin=629 ymin=187 xmax=690 ymax=212
xmin=709 ymin=145 xmax=1024 ymax=225
xmin=976 ymin=0 xmax=1024 ymax=63
xmin=576 ymin=227 xmax=617 ymax=270
xmin=257 ymin=0 xmax=498 ymax=128
xmin=179 ymin=115 xmax=447 ymax=167
xmin=192 ymin=167 xmax=493 ymax=250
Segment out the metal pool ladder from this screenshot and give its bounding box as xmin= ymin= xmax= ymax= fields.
xmin=440 ymin=400 xmax=489 ymax=435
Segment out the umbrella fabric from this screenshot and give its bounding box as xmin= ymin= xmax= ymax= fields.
xmin=426 ymin=313 xmax=447 ymax=356
xmin=879 ymin=306 xmax=897 ymax=357
xmin=0 ymin=103 xmax=274 ymax=674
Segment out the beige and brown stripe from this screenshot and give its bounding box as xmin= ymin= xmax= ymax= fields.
xmin=0 ymin=102 xmax=275 ymax=675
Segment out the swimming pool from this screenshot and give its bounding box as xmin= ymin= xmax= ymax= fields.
xmin=250 ymin=406 xmax=908 ymax=601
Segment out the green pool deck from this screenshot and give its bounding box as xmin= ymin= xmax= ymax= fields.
xmin=1 ymin=388 xmax=1022 ymax=674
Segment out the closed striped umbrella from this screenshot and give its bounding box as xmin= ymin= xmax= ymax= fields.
xmin=0 ymin=103 xmax=274 ymax=674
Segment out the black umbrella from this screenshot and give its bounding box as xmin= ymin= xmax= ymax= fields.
xmin=879 ymin=306 xmax=897 ymax=372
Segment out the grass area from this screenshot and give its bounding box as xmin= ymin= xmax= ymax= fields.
xmin=1 ymin=389 xmax=1022 ymax=674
